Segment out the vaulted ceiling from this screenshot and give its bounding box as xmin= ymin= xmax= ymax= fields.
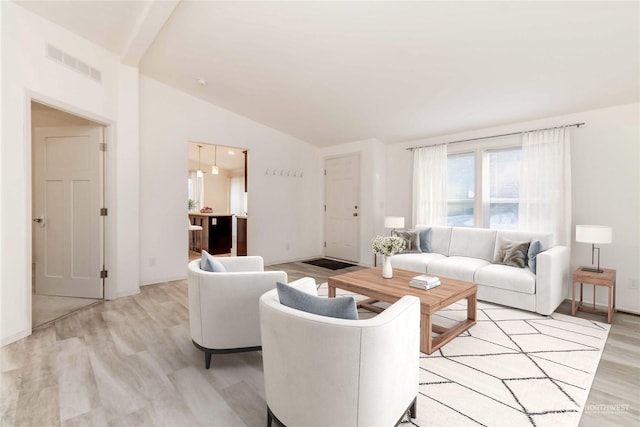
xmin=15 ymin=1 xmax=640 ymax=147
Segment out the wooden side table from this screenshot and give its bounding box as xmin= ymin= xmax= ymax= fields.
xmin=572 ymin=267 xmax=616 ymax=323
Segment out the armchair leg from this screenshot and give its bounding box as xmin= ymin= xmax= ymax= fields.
xmin=205 ymin=351 xmax=212 ymax=369
xmin=192 ymin=340 xmax=262 ymax=370
xmin=267 ymin=407 xmax=284 ymax=427
xmin=409 ymin=397 xmax=417 ymax=419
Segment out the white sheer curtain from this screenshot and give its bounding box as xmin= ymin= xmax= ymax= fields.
xmin=519 ymin=127 xmax=572 ymax=246
xmin=412 ymin=144 xmax=448 ymax=226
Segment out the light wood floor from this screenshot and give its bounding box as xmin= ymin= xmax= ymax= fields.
xmin=2 ymin=261 xmax=638 ymax=426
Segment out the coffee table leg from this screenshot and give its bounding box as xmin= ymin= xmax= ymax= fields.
xmin=421 ymin=313 xmax=433 ymax=355
xmin=467 ymin=292 xmax=477 ymax=321
xmin=328 ymin=285 xmax=336 ymax=298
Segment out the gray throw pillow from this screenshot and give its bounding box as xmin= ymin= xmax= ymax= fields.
xmin=200 ymin=250 xmax=227 ymax=272
xmin=418 ymin=228 xmax=432 ymax=253
xmin=276 ymin=282 xmax=358 ymax=320
xmin=502 ymin=241 xmax=531 ymax=268
xmin=528 ymin=240 xmax=544 ymax=273
xmin=392 ymin=229 xmax=422 ymax=253
xmin=493 ymin=237 xmax=525 ymax=264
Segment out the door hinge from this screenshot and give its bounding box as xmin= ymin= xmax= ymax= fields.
xmin=100 ymin=269 xmax=108 ymax=279
xmin=324 ymin=241 xmax=326 ymax=248
xmin=100 ymin=208 xmax=108 ymax=216
xmin=324 ymin=204 xmax=326 ymax=212
xmin=100 ymin=143 xmax=108 ymax=152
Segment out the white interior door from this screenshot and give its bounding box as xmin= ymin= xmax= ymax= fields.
xmin=33 ymin=126 xmax=104 ymax=298
xmin=324 ymin=154 xmax=360 ymax=263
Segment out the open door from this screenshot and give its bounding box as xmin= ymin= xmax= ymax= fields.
xmin=33 ymin=126 xmax=104 ymax=298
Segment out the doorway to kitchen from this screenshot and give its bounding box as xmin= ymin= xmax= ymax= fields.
xmin=187 ymin=142 xmax=248 ymax=259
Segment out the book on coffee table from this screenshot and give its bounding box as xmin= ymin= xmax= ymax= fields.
xmin=410 ymin=274 xmax=441 ymax=290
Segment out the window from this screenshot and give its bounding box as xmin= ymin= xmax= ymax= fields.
xmin=188 ymin=171 xmax=204 ymax=210
xmin=486 ymin=148 xmax=521 ymax=229
xmin=447 ymin=153 xmax=475 ymax=227
xmin=444 ymin=146 xmax=521 ymax=229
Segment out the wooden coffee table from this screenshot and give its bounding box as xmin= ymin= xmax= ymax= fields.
xmin=328 ymin=267 xmax=477 ymax=354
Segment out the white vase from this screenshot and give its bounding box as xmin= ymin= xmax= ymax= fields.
xmin=382 ymin=255 xmax=393 ymax=279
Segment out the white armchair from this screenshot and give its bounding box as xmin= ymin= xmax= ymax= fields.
xmin=187 ymin=256 xmax=287 ymax=369
xmin=259 ymin=278 xmax=420 ymax=427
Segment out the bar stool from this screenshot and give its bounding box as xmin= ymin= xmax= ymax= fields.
xmin=188 ymin=220 xmax=203 ymax=252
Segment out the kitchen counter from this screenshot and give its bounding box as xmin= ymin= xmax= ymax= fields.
xmin=189 ymin=212 xmax=233 ymax=217
xmin=189 ymin=213 xmax=232 ymax=255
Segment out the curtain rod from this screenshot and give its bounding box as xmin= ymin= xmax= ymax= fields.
xmin=406 ymin=122 xmax=585 ymax=151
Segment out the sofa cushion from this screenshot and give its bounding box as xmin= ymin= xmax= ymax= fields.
xmin=276 ymin=282 xmax=358 ymax=320
xmin=416 ymin=227 xmax=432 ymax=252
xmin=200 ymin=250 xmax=227 ymax=272
xmin=416 ymin=225 xmax=452 ymax=255
xmin=493 ymin=236 xmax=529 ymax=264
xmin=390 ymin=252 xmax=446 ymax=274
xmin=528 ymin=240 xmax=544 ymax=274
xmin=449 ymin=228 xmax=497 ymax=261
xmin=502 ymin=240 xmax=530 ymax=268
xmin=474 ymin=264 xmax=536 ymax=294
xmin=426 ymin=256 xmax=490 ymax=282
xmin=495 ymin=230 xmax=553 ymax=252
xmin=392 ymin=229 xmax=422 ymax=253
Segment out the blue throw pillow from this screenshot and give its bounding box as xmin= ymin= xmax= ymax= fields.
xmin=276 ymin=282 xmax=358 ymax=320
xmin=528 ymin=240 xmax=544 ymax=274
xmin=419 ymin=228 xmax=432 ymax=253
xmin=200 ymin=250 xmax=226 ymax=272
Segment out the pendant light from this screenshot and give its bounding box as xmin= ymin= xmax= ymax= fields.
xmin=211 ymin=145 xmax=219 ymax=175
xmin=196 ymin=145 xmax=204 ymax=177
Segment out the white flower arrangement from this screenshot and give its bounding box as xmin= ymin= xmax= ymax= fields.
xmin=371 ymin=235 xmax=406 ymax=256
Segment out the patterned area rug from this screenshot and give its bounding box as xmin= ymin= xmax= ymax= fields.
xmin=408 ymin=301 xmax=610 ymax=427
xmin=316 ymin=284 xmax=610 ymax=427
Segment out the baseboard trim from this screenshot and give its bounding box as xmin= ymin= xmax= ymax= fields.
xmin=1 ymin=329 xmax=31 ymax=348
xmin=561 ymin=298 xmax=639 ymax=316
xmin=139 ymin=276 xmax=187 ymax=287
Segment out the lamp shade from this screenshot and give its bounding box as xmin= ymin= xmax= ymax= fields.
xmin=576 ymin=225 xmax=612 ymax=244
xmin=384 ymin=216 xmax=405 ymax=229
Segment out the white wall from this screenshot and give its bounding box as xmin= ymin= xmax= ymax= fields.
xmin=0 ymin=3 xmax=140 ymax=345
xmin=139 ymin=76 xmax=323 ymax=285
xmin=321 ymin=139 xmax=387 ymax=266
xmin=202 ymin=171 xmax=230 ymax=213
xmin=112 ymin=64 xmax=140 ymax=299
xmin=386 ymin=103 xmax=640 ymax=314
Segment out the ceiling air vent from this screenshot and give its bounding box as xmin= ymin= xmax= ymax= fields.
xmin=45 ymin=43 xmax=102 ymax=84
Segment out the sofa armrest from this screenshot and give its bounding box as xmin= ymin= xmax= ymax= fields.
xmin=535 ymin=245 xmax=569 ymax=315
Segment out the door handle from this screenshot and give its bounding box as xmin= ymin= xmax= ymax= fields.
xmin=33 ymin=217 xmax=45 ymax=227
xmin=353 ymin=213 xmax=358 ymax=217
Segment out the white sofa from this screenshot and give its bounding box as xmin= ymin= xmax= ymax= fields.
xmin=391 ymin=226 xmax=569 ymax=315
xmin=259 ymin=277 xmax=420 ymax=427
xmin=187 ymin=256 xmax=287 ymax=369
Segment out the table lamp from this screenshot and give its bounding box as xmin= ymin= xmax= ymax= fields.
xmin=576 ymin=225 xmax=612 ymax=273
xmin=384 ymin=216 xmax=405 ymax=234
